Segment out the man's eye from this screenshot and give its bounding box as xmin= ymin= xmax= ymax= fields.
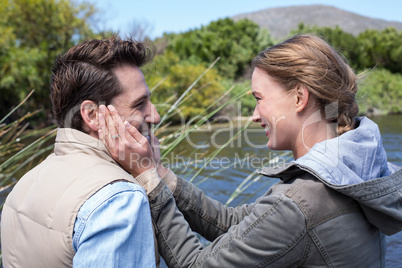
xmin=132 ymin=102 xmax=143 ymax=108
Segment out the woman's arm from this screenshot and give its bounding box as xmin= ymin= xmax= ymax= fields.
xmin=148 ymin=177 xmax=307 ymax=268
xmin=167 ymin=170 xmax=255 ymax=241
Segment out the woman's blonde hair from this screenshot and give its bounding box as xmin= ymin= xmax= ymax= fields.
xmin=253 ymin=34 xmax=358 ymax=135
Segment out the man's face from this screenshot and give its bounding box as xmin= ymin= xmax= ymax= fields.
xmin=111 ymin=65 xmax=161 ymax=136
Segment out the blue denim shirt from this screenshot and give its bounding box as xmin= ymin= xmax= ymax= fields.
xmin=72 ymin=181 xmax=155 ymax=267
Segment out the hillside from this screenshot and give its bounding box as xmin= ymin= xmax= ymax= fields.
xmin=232 ymin=4 xmax=402 ymax=40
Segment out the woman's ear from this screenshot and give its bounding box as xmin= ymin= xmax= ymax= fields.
xmin=295 ymin=86 xmax=310 ymax=113
xmin=80 ymin=100 xmax=99 ymax=133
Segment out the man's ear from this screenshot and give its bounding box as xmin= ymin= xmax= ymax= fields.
xmin=80 ymin=100 xmax=99 ymax=132
xmin=295 ymin=85 xmax=310 ymax=113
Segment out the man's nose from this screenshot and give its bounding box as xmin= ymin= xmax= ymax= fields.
xmin=146 ymin=102 xmax=161 ymax=125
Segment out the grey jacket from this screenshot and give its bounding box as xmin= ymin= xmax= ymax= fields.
xmin=149 ymin=118 xmax=402 ymax=267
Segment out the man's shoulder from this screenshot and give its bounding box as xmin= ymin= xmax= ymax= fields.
xmin=77 ymin=181 xmax=147 ymax=219
xmin=88 ymin=181 xmax=147 ymax=204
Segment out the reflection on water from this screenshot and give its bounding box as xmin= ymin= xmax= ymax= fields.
xmin=167 ymin=115 xmax=402 ymax=267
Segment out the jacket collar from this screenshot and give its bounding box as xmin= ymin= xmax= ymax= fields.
xmin=259 ymin=163 xmax=305 ymax=183
xmin=54 ymin=128 xmax=116 ymax=164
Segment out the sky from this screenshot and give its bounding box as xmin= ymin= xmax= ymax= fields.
xmin=86 ymin=0 xmax=402 ymax=39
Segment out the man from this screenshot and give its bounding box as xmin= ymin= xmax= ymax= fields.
xmin=1 ymin=36 xmax=161 ymax=267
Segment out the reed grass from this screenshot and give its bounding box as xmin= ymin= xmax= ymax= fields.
xmin=0 ymin=91 xmax=56 ymax=205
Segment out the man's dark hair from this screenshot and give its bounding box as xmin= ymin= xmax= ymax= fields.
xmin=50 ymin=34 xmax=154 ymax=131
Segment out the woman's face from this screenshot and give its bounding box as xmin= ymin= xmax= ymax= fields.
xmin=251 ymin=67 xmax=298 ymax=151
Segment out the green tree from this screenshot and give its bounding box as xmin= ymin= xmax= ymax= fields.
xmin=0 ymin=0 xmax=103 ymax=120
xmin=143 ymin=51 xmax=225 ymax=122
xmin=357 ymin=27 xmax=402 ymax=73
xmin=166 ymin=18 xmax=273 ymax=80
xmin=357 ymin=69 xmax=402 ymax=114
xmin=291 ymin=23 xmax=360 ymax=69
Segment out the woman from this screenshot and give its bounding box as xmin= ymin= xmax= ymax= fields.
xmin=99 ymin=34 xmax=402 ymax=267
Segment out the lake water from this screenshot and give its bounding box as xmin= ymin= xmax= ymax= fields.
xmin=165 ymin=115 xmax=402 ymax=267
xmin=372 ymin=115 xmax=402 ymax=267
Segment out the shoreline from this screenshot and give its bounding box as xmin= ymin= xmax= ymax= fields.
xmin=159 ymin=113 xmax=402 ymax=132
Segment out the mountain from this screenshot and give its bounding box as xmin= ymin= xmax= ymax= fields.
xmin=232 ymin=5 xmax=402 ymax=40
